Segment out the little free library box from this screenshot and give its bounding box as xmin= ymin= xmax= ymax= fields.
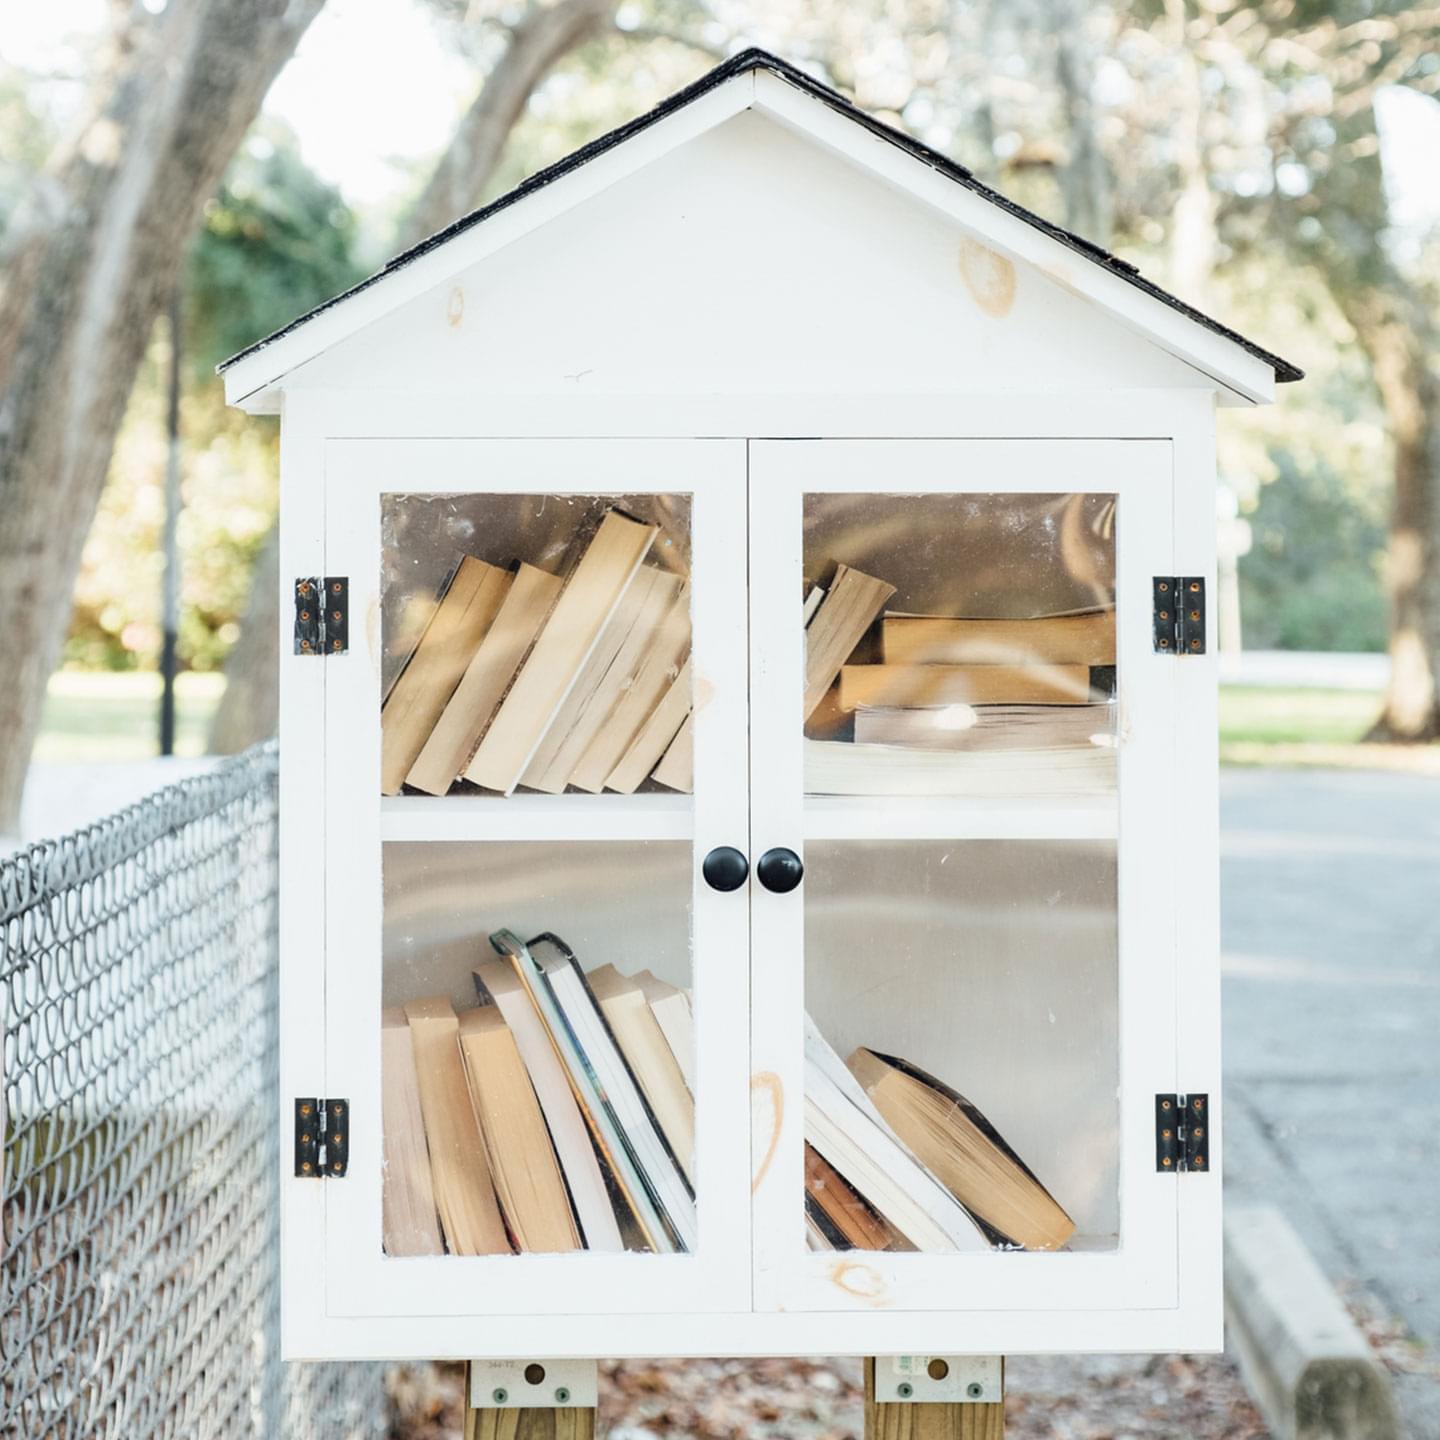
xmin=222 ymin=49 xmax=1299 ymax=1363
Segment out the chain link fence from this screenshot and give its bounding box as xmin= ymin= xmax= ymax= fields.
xmin=2 ymin=744 xmax=387 ymax=1439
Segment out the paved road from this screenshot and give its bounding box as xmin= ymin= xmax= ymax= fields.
xmin=1222 ymin=767 xmax=1440 ymax=1434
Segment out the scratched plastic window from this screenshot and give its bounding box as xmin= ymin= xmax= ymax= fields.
xmin=378 ymin=492 xmax=692 ymax=798
xmin=801 ymin=491 xmax=1118 ymax=802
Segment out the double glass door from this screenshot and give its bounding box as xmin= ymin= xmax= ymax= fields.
xmin=319 ymin=436 xmax=1179 ymax=1323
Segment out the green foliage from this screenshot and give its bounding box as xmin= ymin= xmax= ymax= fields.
xmin=1238 ymin=451 xmax=1388 ymax=653
xmin=188 ymin=121 xmax=367 ymax=376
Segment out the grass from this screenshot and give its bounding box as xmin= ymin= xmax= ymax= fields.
xmin=35 ymin=670 xmax=225 ymax=763
xmin=1218 ymin=686 xmax=1380 ymax=746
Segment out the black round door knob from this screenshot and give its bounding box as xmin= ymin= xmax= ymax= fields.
xmin=756 ymin=847 xmax=804 ymax=894
xmin=702 ymin=846 xmax=749 ymax=892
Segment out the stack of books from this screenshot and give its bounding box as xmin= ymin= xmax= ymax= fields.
xmin=382 ymin=930 xmax=696 ymax=1256
xmin=802 ymin=563 xmax=1118 ymax=797
xmin=803 ymin=1018 xmax=1076 ymax=1253
xmin=381 ymin=507 xmax=693 ymax=798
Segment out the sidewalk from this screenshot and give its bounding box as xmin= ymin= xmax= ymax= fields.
xmin=1222 ymin=766 xmax=1440 ymax=1435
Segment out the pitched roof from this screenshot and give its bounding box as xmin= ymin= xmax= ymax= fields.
xmin=219 ymin=47 xmax=1301 ymax=388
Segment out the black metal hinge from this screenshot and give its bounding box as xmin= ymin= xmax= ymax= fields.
xmin=295 ymin=1097 xmax=349 ymax=1178
xmin=294 ymin=577 xmax=348 ymax=656
xmin=1156 ymin=1093 xmax=1209 ymax=1173
xmin=1153 ymin=577 xmax=1205 ymax=655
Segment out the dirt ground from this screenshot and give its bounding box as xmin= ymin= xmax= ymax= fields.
xmin=386 ymin=1351 xmax=1270 ymax=1438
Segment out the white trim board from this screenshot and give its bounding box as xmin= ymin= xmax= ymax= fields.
xmin=224 ymin=63 xmax=1282 ymax=413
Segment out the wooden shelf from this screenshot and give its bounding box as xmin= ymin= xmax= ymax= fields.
xmin=803 ymin=793 xmax=1117 ymax=842
xmin=380 ymin=792 xmax=694 ymax=843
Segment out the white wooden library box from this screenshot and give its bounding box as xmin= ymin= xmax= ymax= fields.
xmin=221 ymin=50 xmax=1300 ymax=1362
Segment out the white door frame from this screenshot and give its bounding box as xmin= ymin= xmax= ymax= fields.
xmin=747 ymin=437 xmax=1181 ymax=1315
xmin=320 ymin=437 xmax=752 ymax=1322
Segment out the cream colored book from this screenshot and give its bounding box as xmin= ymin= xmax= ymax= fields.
xmin=519 ymin=566 xmax=663 ymax=794
xmin=587 ymin=964 xmax=694 ymax=1182
xmin=882 ymin=609 xmax=1115 ymax=667
xmin=406 ymin=563 xmax=561 ymax=795
xmin=466 ymin=510 xmax=658 ymax=794
xmin=606 ymin=661 xmax=691 ymax=794
xmin=804 ymin=738 xmax=1115 ymax=798
xmin=472 ymin=958 xmax=624 ymax=1252
xmin=523 ymin=568 xmax=683 ymax=795
xmin=650 ymin=710 xmax=694 ymax=793
xmin=381 ymin=1008 xmax=444 ymax=1256
xmin=569 ymin=581 xmax=690 ymax=793
xmin=633 ymin=972 xmax=694 ymax=1093
xmin=381 ymin=558 xmax=512 ymax=794
xmin=804 ymin=565 xmax=896 ymax=719
xmin=848 ymin=1047 xmax=1076 ymax=1252
xmin=457 ymin=1006 xmax=581 ymax=1254
xmin=403 ymin=996 xmax=510 ymax=1255
xmin=837 ymin=662 xmax=1093 ymax=710
xmin=854 ymin=702 xmax=1114 ymax=752
xmin=802 ymin=584 xmax=826 ymax=627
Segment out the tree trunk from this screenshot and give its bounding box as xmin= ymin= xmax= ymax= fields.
xmin=1343 ymin=289 xmax=1440 ymax=741
xmin=211 ymin=0 xmax=618 ymax=755
xmin=1050 ymin=0 xmax=1112 ymax=247
xmin=0 ymin=0 xmax=325 ymax=835
xmin=401 ymin=0 xmax=619 ymax=249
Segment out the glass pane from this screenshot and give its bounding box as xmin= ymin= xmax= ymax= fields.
xmin=379 ymin=492 xmax=692 ymax=798
xmin=802 ymin=839 xmax=1118 ymax=1255
xmin=802 ymin=492 xmax=1117 ymax=801
xmin=380 ymin=841 xmax=695 ymax=1257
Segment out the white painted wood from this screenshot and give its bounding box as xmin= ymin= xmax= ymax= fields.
xmin=276 ymin=395 xmax=329 ymax=1353
xmin=802 ymin=795 xmax=1117 ymax=842
xmin=319 ymin=439 xmax=751 ymax=1321
xmin=279 ymin=114 xmax=1221 ymax=411
xmin=748 ymin=439 xmax=1181 ymax=1318
xmin=380 ymin=792 xmax=693 ymax=842
xmin=226 ymin=72 xmax=1280 ymax=410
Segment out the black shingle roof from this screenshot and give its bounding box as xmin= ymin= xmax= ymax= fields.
xmin=220 ymin=47 xmax=1302 ymax=385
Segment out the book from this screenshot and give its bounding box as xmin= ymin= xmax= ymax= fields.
xmin=472 ymin=958 xmax=624 ymax=1253
xmin=837 ymin=663 xmax=1093 ymax=710
xmin=407 ymin=562 xmax=562 ymax=795
xmin=568 ymin=581 xmax=691 ymax=793
xmin=633 ymin=972 xmax=695 ymax=1093
xmin=524 ymin=568 xmax=684 ymax=794
xmin=853 ymin=702 xmax=1116 ymax=752
xmin=586 ymin=964 xmax=694 ymax=1181
xmin=802 ymin=584 xmax=826 ymax=627
xmin=804 ymin=565 xmax=897 ymax=719
xmin=804 ymin=738 xmax=1115 ymax=797
xmin=466 ymin=511 xmax=658 ymax=795
xmin=457 ymin=1006 xmax=582 ymax=1253
xmin=402 ymin=996 xmax=510 ymax=1255
xmin=804 ymin=1015 xmax=987 ymax=1253
xmin=606 ymin=661 xmax=692 ymax=794
xmin=519 ymin=565 xmax=664 ymax=794
xmin=380 ymin=1008 xmax=444 ymax=1256
xmin=381 ymin=558 xmax=513 ymax=794
xmin=650 ymin=711 xmax=694 ymax=793
xmin=490 ymin=930 xmax=696 ymax=1253
xmin=804 ymin=1142 xmax=898 ymax=1252
xmin=847 ymin=1048 xmax=1076 ymax=1251
xmin=882 ymin=609 xmax=1116 ymax=667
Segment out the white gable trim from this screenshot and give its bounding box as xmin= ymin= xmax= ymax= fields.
xmin=224 ymin=65 xmax=1275 ymax=412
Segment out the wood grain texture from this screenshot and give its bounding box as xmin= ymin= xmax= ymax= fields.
xmin=863 ymin=1359 xmax=1005 ymax=1439
xmin=463 ymin=1373 xmax=596 ymax=1440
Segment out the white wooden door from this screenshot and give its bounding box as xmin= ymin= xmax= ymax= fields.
xmin=320 ymin=438 xmax=751 ymax=1325
xmin=748 ymin=438 xmax=1182 ymax=1318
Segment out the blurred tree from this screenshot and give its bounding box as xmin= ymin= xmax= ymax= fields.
xmin=0 ymin=0 xmax=326 ymax=832
xmin=209 ymin=0 xmax=721 ymax=750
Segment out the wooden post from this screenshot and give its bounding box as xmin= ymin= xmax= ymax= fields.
xmin=462 ymin=1364 xmax=596 ymax=1440
xmin=864 ymin=1359 xmax=1004 ymax=1439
